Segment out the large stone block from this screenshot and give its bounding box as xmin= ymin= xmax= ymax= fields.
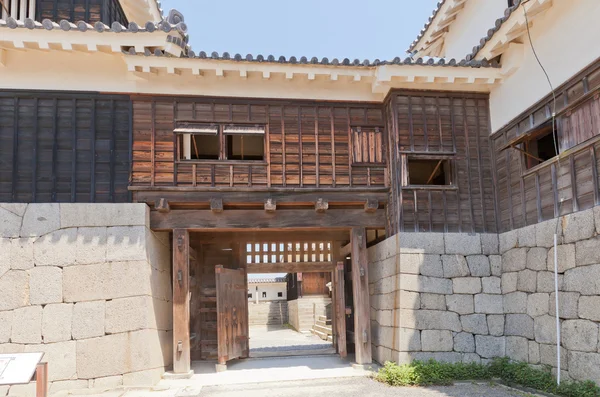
xmin=481 ymin=234 xmax=499 ymax=255
xmin=105 ymin=296 xmax=172 ymax=334
xmin=503 ymin=292 xmax=527 ymax=314
xmin=0 ymin=204 xmax=27 ymax=217
xmin=122 ymin=368 xmax=164 ymax=386
xmin=0 ymin=206 xmax=22 ymax=238
xmin=529 ymin=341 xmax=540 ymax=364
xmin=33 ymin=228 xmax=77 ymax=267
xmin=475 ymin=335 xmax=505 ymax=358
xmin=400 ymin=275 xmax=451 ymax=294
xmin=489 ymin=255 xmax=502 ymax=276
xmin=411 ymin=352 xmax=463 ymax=364
xmin=540 ymin=344 xmax=567 ymax=369
xmin=106 ymin=226 xmax=148 ymax=262
xmin=564 ymin=264 xmax=600 ymax=295
xmin=534 ymin=314 xmax=557 ymax=344
xmin=421 ymin=330 xmax=453 ymax=352
xmin=72 ymin=300 xmax=105 ymax=340
xmin=474 ymin=294 xmax=503 ymax=314
xmin=466 ymin=255 xmax=490 ymax=277
xmin=441 ymin=255 xmax=469 ymax=278
xmin=517 ymin=269 xmax=537 ymax=293
xmin=568 ymin=351 xmax=600 ymax=384
xmin=29 ymin=266 xmax=62 ymax=304
xmin=526 ymin=247 xmax=547 ymax=271
xmin=499 ymin=230 xmax=517 ymax=253
xmin=20 ymin=204 xmax=60 ymax=237
xmin=411 ymin=310 xmax=462 ymax=332
xmin=596 ymin=206 xmax=600 ymax=234
xmin=24 ymin=341 xmax=77 ymax=381
xmin=487 ymin=315 xmax=504 ymax=336
xmin=506 ymin=336 xmax=529 ymax=362
xmin=462 ymin=353 xmax=481 ymax=364
xmin=0 ymin=239 xmax=9 ymax=279
xmin=77 ymin=333 xmax=129 ymax=379
xmin=0 ymin=311 xmax=12 ymax=343
xmin=505 ymin=314 xmax=534 ymax=338
xmin=454 ymin=332 xmax=475 ymax=353
xmin=536 ymin=219 xmax=561 ymax=248
xmin=461 ymin=314 xmax=488 ymax=335
xmin=537 ymin=271 xmax=563 ymax=293
xmin=527 ymin=293 xmax=549 ymax=317
xmin=502 ymin=248 xmax=527 ymax=272
xmin=575 ymin=237 xmax=600 ymax=267
xmin=420 ymin=294 xmax=446 ymax=310
xmin=11 ymin=306 xmax=42 ymax=344
xmin=75 ymin=227 xmax=107 ymax=265
xmin=517 ymin=225 xmax=537 ymax=247
xmin=128 ymin=329 xmax=171 ymax=372
xmin=446 ymin=294 xmax=474 ymax=315
xmin=397 ymin=233 xmax=445 ymax=254
xmin=547 ymin=244 xmax=575 ymax=273
xmin=550 ymin=291 xmax=579 ymax=319
xmin=562 ymin=209 xmax=595 ymax=243
xmin=371 ymin=324 xmax=393 ymax=347
xmin=63 ymin=261 xmax=165 ymax=302
xmin=10 ymin=238 xmax=34 ymax=270
xmin=562 ymin=320 xmax=598 ymax=352
xmin=90 ymin=375 xmax=123 ymax=389
xmin=482 ymin=277 xmax=501 ymax=294
xmin=445 ymin=234 xmax=481 ymax=255
xmin=0 ymin=270 xmax=29 ymax=311
xmin=42 ymin=303 xmax=73 ymax=343
xmin=452 ymin=277 xmax=481 ymax=294
xmin=399 ymin=290 xmax=420 ymax=310
xmin=397 ymin=254 xmax=419 ymax=275
xmin=415 ymin=255 xmax=444 ymax=277
xmin=59 ymin=203 xmax=149 ymax=228
xmin=49 ymin=380 xmax=88 ymax=395
xmin=579 ymin=296 xmax=600 ymax=321
xmin=501 ymin=272 xmax=518 ymax=294
xmin=395 ymin=328 xmax=421 ymax=352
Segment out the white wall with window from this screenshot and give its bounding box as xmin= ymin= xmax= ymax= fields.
xmin=248 ymin=279 xmax=287 ymax=303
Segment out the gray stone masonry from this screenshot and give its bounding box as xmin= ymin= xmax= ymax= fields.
xmin=0 ymin=203 xmax=172 ymax=394
xmin=369 ymin=205 xmax=600 ymax=385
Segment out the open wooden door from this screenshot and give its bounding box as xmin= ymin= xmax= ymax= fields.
xmin=215 ymin=265 xmax=249 ymax=368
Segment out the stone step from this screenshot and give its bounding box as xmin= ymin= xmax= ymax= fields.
xmin=311 ymin=329 xmax=329 ymax=341
xmin=316 ymin=318 xmax=331 ymax=326
xmin=312 ymin=324 xmax=332 ymax=335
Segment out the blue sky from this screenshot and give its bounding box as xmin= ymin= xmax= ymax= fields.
xmin=160 ymin=0 xmax=438 ymax=60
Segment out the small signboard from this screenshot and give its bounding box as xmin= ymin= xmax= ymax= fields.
xmin=0 ymin=353 xmax=44 ymax=385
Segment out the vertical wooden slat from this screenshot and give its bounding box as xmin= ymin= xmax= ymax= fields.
xmin=330 ymin=107 xmax=336 ymax=187
xmin=591 ymin=145 xmax=599 ymax=206
xmin=413 ymin=190 xmax=418 ymax=232
xmin=505 ymin=132 xmax=514 ymax=229
xmin=192 ymin=164 xmax=197 ymax=187
xmin=350 ymin=227 xmax=371 ymax=365
xmin=298 ymin=107 xmax=303 ymax=187
xmin=422 ymin=96 xmax=429 ymax=152
xmin=462 ymin=98 xmax=475 ymax=232
xmin=127 ymin=99 xmax=133 ymax=202
xmin=266 ymin=105 xmax=271 ymax=187
xmin=535 ymin=172 xmax=542 ymax=222
xmin=51 ymin=98 xmax=58 ymax=202
xmin=173 ymin=229 xmax=191 ymax=374
xmin=331 ymin=241 xmax=346 ymax=358
xmin=71 ymin=98 xmax=78 ymax=203
xmin=569 ymin=154 xmax=578 ymax=212
xmin=11 ymin=97 xmax=19 ymax=202
xmin=428 ymin=191 xmax=433 ymax=232
xmin=90 ymin=99 xmax=96 ymax=202
xmin=346 ymin=108 xmax=352 ymax=186
xmin=31 ymin=98 xmax=38 ymax=202
xmin=551 ymin=162 xmax=559 ymax=218
xmin=282 ymin=106 xmax=286 ymax=187
xmin=229 ymin=165 xmax=233 ymax=187
xmin=475 ymin=100 xmax=486 ymax=231
xmin=408 ymin=96 xmax=414 ymax=151
xmin=314 ymin=106 xmax=319 ymax=187
xmin=84 ymin=0 xmax=90 ymax=22
xmin=109 ymin=100 xmax=116 ymax=202
xmin=237 ymin=242 xmax=250 ymax=358
xmin=435 ymin=96 xmax=443 ymax=149
xmin=173 ymin=101 xmax=178 ymax=186
xmin=150 ymin=101 xmax=155 ymax=187
xmin=442 ymin=190 xmax=448 ymax=232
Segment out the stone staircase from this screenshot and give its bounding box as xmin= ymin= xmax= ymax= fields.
xmin=311 ymin=315 xmax=333 ymax=342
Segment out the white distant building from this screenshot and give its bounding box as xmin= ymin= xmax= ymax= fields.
xmin=248 ymin=276 xmax=287 ymax=303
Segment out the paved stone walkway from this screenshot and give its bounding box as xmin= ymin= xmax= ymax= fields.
xmin=249 ymin=325 xmax=332 ymax=354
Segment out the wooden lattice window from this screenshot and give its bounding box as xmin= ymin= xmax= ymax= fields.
xmin=351 ymin=127 xmax=384 ymax=165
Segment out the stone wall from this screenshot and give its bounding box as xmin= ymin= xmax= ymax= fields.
xmin=0 ymin=203 xmax=172 ymax=397
xmin=248 ymin=301 xmax=288 ymax=326
xmin=368 ymin=205 xmax=600 ymax=385
xmin=288 ymin=297 xmax=331 ymax=332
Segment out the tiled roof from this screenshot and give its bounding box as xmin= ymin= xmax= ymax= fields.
xmin=0 ymin=17 xmax=187 ymax=34
xmin=248 ymin=277 xmax=286 ymax=284
xmin=127 ymin=47 xmax=500 ymax=68
xmin=407 ymin=0 xmax=447 ymax=53
xmin=465 ymin=0 xmax=523 ymax=61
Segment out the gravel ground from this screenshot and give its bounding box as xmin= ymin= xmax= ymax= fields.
xmin=249 ymin=325 xmax=332 ymax=353
xmin=201 ymin=377 xmax=530 ymax=397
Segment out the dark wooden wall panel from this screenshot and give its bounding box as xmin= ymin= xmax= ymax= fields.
xmin=386 ymin=90 xmax=495 ymax=234
xmin=36 ymin=0 xmax=128 ymax=25
xmin=131 ymin=97 xmax=386 ymax=190
xmin=0 ymin=91 xmax=131 ymax=203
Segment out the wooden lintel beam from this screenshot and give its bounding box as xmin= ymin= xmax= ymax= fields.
xmin=190 ymin=230 xmax=349 ymax=244
xmin=247 ymin=261 xmax=334 ymax=273
xmin=364 ymin=199 xmax=378 ymax=213
xmin=315 ymin=198 xmax=329 ymax=213
xmin=210 ymin=198 xmax=223 ymax=213
xmin=264 ymin=198 xmax=276 ymax=212
xmin=155 ymin=198 xmax=170 ymax=213
xmin=340 ymin=242 xmax=352 ymax=257
xmin=151 ymin=209 xmax=386 ymax=231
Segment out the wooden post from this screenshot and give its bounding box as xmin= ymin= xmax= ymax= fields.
xmin=173 ymin=229 xmax=191 ymax=373
xmin=350 ymin=227 xmax=371 ymax=365
xmin=332 ymin=240 xmax=347 ymax=357
xmin=237 ymin=242 xmax=250 ymax=358
xmin=35 ymin=362 xmax=48 ymax=397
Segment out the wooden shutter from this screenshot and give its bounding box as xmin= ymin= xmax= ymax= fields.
xmin=352 ymin=127 xmax=384 ymax=164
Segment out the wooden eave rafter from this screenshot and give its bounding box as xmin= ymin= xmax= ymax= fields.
xmin=411 ymin=0 xmax=468 ymax=57
xmin=474 ymin=0 xmax=553 ymax=61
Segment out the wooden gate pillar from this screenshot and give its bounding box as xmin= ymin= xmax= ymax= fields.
xmin=331 ymin=241 xmax=347 ymax=357
xmin=350 ymin=227 xmax=372 ymax=365
xmin=172 ymin=229 xmax=191 ymax=373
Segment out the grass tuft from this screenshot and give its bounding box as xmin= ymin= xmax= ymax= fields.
xmin=376 ymin=357 xmax=600 ymax=397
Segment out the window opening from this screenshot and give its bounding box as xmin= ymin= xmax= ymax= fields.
xmin=277 ymin=292 xmax=283 ymax=297
xmin=248 ymin=293 xmax=252 ymax=298
xmin=262 ymin=291 xmax=267 ymax=298
xmin=175 ymin=123 xmax=219 ymax=160
xmin=407 ymin=159 xmax=452 ymax=186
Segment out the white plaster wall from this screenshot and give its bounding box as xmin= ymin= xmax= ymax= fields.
xmin=248 ymin=282 xmax=287 ymax=302
xmin=443 ymin=0 xmax=508 ymax=59
xmin=489 ymin=0 xmax=600 ymax=132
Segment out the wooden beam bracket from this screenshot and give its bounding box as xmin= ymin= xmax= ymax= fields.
xmin=210 ymin=198 xmax=223 ymax=213
xmin=315 ymin=198 xmax=329 ymax=213
xmin=264 ymin=198 xmax=277 ymax=212
xmin=364 ymin=198 xmax=378 ymax=213
xmin=155 ymin=198 xmax=170 ymax=213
